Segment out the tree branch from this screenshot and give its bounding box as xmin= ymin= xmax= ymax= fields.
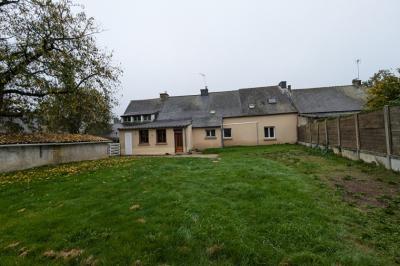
xmin=0 ymin=0 xmax=19 ymax=8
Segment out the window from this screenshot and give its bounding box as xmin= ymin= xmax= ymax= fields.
xmin=223 ymin=128 xmax=232 ymax=139
xmin=139 ymin=130 xmax=149 ymax=144
xmin=264 ymin=127 xmax=275 ymax=139
xmin=143 ymin=114 xmax=151 ymax=121
xmin=133 ymin=115 xmax=141 ymax=122
xmin=123 ymin=116 xmax=130 ymax=122
xmin=156 ymin=129 xmax=167 ymax=143
xmin=206 ymin=129 xmax=216 ymax=138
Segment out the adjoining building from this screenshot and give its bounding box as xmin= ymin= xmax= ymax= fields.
xmin=119 ymin=81 xmax=366 ymax=155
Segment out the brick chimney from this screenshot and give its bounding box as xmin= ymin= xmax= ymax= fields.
xmin=278 ymin=81 xmax=287 ymax=89
xmin=160 ymin=91 xmax=169 ymax=101
xmin=200 ymin=86 xmax=209 ymax=96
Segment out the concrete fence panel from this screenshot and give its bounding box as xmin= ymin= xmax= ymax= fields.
xmin=0 ymin=142 xmax=110 ymax=173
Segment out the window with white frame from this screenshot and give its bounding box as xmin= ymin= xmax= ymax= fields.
xmin=264 ymin=127 xmax=275 ymax=139
xmin=133 ymin=115 xmax=141 ymax=122
xmin=205 ymin=129 xmax=216 ymax=138
xmin=223 ymin=128 xmax=232 ymax=138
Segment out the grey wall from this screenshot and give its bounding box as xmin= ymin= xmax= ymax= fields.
xmin=0 ymin=142 xmax=109 ymax=173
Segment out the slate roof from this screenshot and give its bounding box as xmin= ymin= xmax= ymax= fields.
xmin=122 ymin=86 xmax=297 ymax=128
xmin=291 ymin=85 xmax=367 ymax=115
xmin=121 ymin=84 xmax=367 ymax=129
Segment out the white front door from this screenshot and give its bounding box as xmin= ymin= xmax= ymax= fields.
xmin=124 ymin=132 xmax=133 ymax=155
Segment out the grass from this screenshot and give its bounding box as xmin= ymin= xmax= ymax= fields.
xmin=0 ymin=144 xmax=399 ymax=265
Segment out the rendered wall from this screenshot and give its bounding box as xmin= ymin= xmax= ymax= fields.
xmin=192 ymin=128 xmax=222 ymax=150
xmin=0 ymin=142 xmax=109 ymax=173
xmin=222 ymin=114 xmax=298 ymax=146
xmin=120 ymin=128 xmax=191 ymax=155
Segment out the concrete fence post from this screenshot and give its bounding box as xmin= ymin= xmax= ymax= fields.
xmin=337 ymin=117 xmax=341 ymax=149
xmin=355 ymin=113 xmax=360 ymax=159
xmin=317 ymin=121 xmax=320 ymax=146
xmin=325 ymin=119 xmax=329 ymax=148
xmin=384 ymin=105 xmax=392 ymax=169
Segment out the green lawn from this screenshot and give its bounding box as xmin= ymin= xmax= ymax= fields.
xmin=0 ymin=145 xmax=399 ymax=265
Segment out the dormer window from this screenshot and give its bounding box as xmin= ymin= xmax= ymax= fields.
xmin=133 ymin=115 xmax=141 ymax=122
xmin=143 ymin=114 xmax=151 ymax=121
xmin=268 ymin=98 xmax=277 ymax=104
xmin=249 ymin=104 xmax=255 ymax=109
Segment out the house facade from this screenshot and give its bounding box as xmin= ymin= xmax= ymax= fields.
xmin=119 ymin=81 xmax=366 ymax=155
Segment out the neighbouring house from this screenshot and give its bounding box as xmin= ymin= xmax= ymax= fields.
xmin=106 ymin=118 xmax=123 ymax=142
xmin=291 ymin=79 xmax=367 ymax=125
xmin=119 ymin=81 xmax=367 ymax=155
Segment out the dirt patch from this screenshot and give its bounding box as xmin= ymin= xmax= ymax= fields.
xmin=326 ymin=170 xmax=399 ymax=208
xmin=264 ymin=150 xmax=400 ymax=209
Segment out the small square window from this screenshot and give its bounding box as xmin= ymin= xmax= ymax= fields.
xmin=156 ymin=129 xmax=167 ymax=143
xmin=223 ymin=128 xmax=232 ymax=138
xmin=143 ymin=114 xmax=151 ymax=121
xmin=133 ymin=115 xmax=141 ymax=122
xmin=264 ymin=127 xmax=275 ymax=139
xmin=206 ymin=129 xmax=216 ymax=138
xmin=139 ymin=129 xmax=149 ymax=143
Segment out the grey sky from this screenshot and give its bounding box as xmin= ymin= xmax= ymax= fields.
xmin=79 ymin=0 xmax=400 ymax=116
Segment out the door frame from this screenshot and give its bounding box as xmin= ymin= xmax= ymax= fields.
xmin=174 ymin=129 xmax=184 ymax=153
xmin=124 ymin=132 xmax=133 ymax=155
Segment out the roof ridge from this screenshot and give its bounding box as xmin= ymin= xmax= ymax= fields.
xmin=127 ymin=85 xmax=282 ymax=102
xmin=294 ymin=84 xmax=355 ymax=91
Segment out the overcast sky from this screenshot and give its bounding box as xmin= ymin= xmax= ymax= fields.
xmin=79 ymin=0 xmax=400 ymax=116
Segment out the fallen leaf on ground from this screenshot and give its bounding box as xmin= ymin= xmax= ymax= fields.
xmin=5 ymin=242 xmax=20 ymax=249
xmin=136 ymin=218 xmax=146 ymax=224
xmin=129 ymin=204 xmax=141 ymax=211
xmin=43 ymin=249 xmax=83 ymax=260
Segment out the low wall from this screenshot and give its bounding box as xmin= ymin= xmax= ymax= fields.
xmin=0 ymin=142 xmax=110 ymax=173
xmin=298 ymin=141 xmax=400 ymax=172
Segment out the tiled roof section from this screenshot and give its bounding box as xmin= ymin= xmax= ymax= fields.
xmin=123 ymin=98 xmax=163 ymax=116
xmin=291 ymin=85 xmax=367 ymax=114
xmin=157 ymin=95 xmax=210 ymax=121
xmin=120 ymin=119 xmax=192 ymax=129
xmin=192 ymin=116 xmax=222 ymax=128
xmin=0 ymin=134 xmax=110 ymax=145
xmin=238 ymin=86 xmax=297 ymax=116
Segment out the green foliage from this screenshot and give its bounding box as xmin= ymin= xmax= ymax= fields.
xmin=38 ymin=88 xmax=112 ymax=134
xmin=0 ymin=0 xmax=121 ymax=132
xmin=0 ymin=145 xmax=399 ymax=265
xmin=365 ymin=69 xmax=400 ymax=109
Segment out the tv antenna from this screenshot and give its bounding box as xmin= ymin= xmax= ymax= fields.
xmin=355 ymin=59 xmax=361 ymax=79
xmin=199 ymin=73 xmax=208 ymax=88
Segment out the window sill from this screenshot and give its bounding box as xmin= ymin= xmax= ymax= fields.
xmin=205 ymin=137 xmax=217 ymax=140
xmin=139 ymin=143 xmax=150 ymax=146
xmin=223 ymin=137 xmax=232 ymax=140
xmin=264 ymin=138 xmax=276 ymax=141
xmin=156 ymin=142 xmax=168 ymax=145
